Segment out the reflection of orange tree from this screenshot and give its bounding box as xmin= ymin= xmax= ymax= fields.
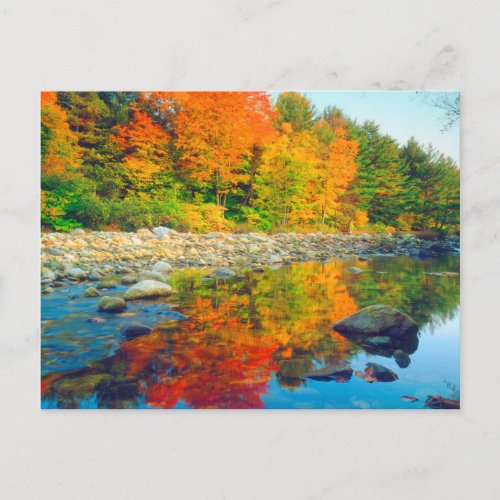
xmin=139 ymin=295 xmax=279 ymax=409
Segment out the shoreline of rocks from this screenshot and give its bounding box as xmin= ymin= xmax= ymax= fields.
xmin=41 ymin=227 xmax=460 ymax=287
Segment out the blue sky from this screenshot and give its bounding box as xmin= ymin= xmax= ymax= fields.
xmin=269 ymin=91 xmax=460 ymax=164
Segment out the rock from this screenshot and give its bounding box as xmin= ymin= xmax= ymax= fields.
xmin=333 ymin=305 xmax=418 ymax=338
xmin=88 ymin=269 xmax=103 ymax=281
xmin=424 ymin=395 xmax=460 ymax=409
xmin=355 ymin=362 xmax=398 ymax=383
xmin=97 ymin=296 xmax=127 ymax=312
xmin=269 ymin=255 xmax=283 ymax=264
xmin=96 ymin=276 xmax=118 ymax=289
xmin=357 ymin=256 xmax=371 ymax=262
xmin=152 ymin=226 xmax=177 ymax=237
xmin=70 ymin=228 xmax=86 ymax=236
xmin=124 ymin=280 xmax=173 ymax=301
xmin=203 ymin=232 xmax=223 ymax=239
xmin=65 ymin=267 xmax=87 ymax=280
xmin=347 ymin=266 xmax=362 ymax=273
xmin=121 ymin=323 xmax=153 ymax=338
xmin=83 ymin=286 xmax=100 ymax=297
xmin=302 ymin=362 xmax=353 ymax=382
xmin=41 ymin=268 xmax=56 ymax=280
xmin=138 ymin=270 xmax=167 ymax=282
xmin=393 ymin=349 xmax=411 ymax=368
xmin=136 ymin=228 xmax=155 ymax=238
xmin=152 ymin=261 xmax=172 ymax=273
xmin=42 ymin=287 xmax=54 ymax=294
xmin=213 ymin=267 xmax=236 ymax=278
xmin=120 ymin=275 xmax=137 ymax=285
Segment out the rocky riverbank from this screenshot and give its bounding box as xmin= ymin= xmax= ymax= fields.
xmin=41 ymin=227 xmax=459 ymax=286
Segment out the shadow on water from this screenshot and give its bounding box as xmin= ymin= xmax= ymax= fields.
xmin=41 ymin=256 xmax=460 ymax=409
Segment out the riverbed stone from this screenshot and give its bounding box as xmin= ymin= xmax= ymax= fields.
xmin=83 ymin=286 xmax=100 ymax=297
xmin=65 ymin=267 xmax=87 ymax=280
xmin=120 ymin=275 xmax=137 ymax=285
xmin=138 ymin=270 xmax=167 ymax=282
xmin=88 ymin=269 xmax=103 ymax=281
xmin=98 ymin=296 xmax=127 ymax=312
xmin=124 ymin=280 xmax=173 ymax=300
xmin=333 ymin=305 xmax=418 ymax=338
xmin=152 ymin=261 xmax=172 ymax=273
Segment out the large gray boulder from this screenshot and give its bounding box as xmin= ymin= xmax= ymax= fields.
xmin=333 ymin=305 xmax=418 ymax=338
xmin=124 ymin=280 xmax=173 ymax=301
xmin=97 ymin=296 xmax=127 ymax=312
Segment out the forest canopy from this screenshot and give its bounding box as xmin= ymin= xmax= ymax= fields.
xmin=41 ymin=91 xmax=460 ymax=234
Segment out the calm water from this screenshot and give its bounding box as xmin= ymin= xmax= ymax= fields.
xmin=41 ymin=256 xmax=460 ymax=409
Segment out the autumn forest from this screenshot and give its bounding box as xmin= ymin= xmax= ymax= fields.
xmin=41 ymin=91 xmax=459 ymax=234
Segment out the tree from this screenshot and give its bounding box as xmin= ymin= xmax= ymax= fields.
xmin=310 ymin=124 xmax=358 ymax=226
xmin=350 ymin=121 xmax=410 ymax=227
xmin=255 ymin=123 xmax=317 ymax=228
xmin=275 ymin=92 xmax=316 ymax=132
xmin=113 ymin=108 xmax=172 ymax=190
xmin=41 ymin=92 xmax=81 ymax=175
xmin=172 ymin=92 xmax=275 ymax=212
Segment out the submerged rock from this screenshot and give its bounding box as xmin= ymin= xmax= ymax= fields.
xmin=333 ymin=305 xmax=418 ymax=338
xmin=124 ymin=280 xmax=173 ymax=300
xmin=97 ymin=296 xmax=127 ymax=312
xmin=121 ymin=323 xmax=153 ymax=338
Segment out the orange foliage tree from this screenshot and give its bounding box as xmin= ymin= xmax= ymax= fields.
xmin=113 ymin=108 xmax=172 ymax=190
xmin=41 ymin=92 xmax=81 ymax=175
xmin=169 ymin=92 xmax=275 ymax=210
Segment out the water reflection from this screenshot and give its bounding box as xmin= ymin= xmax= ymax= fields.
xmin=41 ymin=257 xmax=460 ymax=409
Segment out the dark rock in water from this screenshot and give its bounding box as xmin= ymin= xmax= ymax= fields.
xmin=302 ymin=362 xmax=353 ymax=382
xmin=355 ymin=362 xmax=398 ymax=383
xmin=98 ymin=296 xmax=127 ymax=312
xmin=357 ymin=256 xmax=371 ymax=262
xmin=333 ymin=305 xmax=418 ymax=338
xmin=425 ymin=395 xmax=460 ymax=409
xmin=393 ymin=349 xmax=411 ymax=368
xmin=121 ymin=323 xmax=153 ymax=338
